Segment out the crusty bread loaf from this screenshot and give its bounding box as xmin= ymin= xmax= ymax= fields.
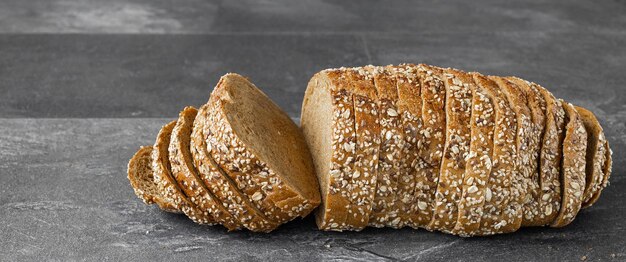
xmin=127 ymin=65 xmax=611 ymax=236
xmin=127 ymin=146 xmax=179 ymax=213
xmin=169 ymin=106 xmax=241 ymax=231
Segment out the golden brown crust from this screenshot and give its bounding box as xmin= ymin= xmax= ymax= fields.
xmin=489 ymin=76 xmax=532 ymax=233
xmin=505 ymin=77 xmax=546 ymax=226
xmin=191 ymin=105 xmax=278 ymax=232
xmin=153 ymin=121 xmax=215 ymax=225
xmin=532 ymin=84 xmax=565 ymax=226
xmin=369 ymin=66 xmax=404 ymax=228
xmin=585 ymin=139 xmax=612 ymax=206
xmin=551 ymin=102 xmax=587 ymax=227
xmin=344 ymin=67 xmax=380 ymax=230
xmin=393 ymin=64 xmax=424 ymax=228
xmin=169 ymin=106 xmax=241 ymax=231
xmin=429 ymin=67 xmax=473 ymax=233
xmin=574 ymin=106 xmax=608 ymax=208
xmin=412 ymin=64 xmax=447 ymax=229
xmin=454 ymin=75 xmax=495 ymax=236
xmin=303 ymin=69 xmax=355 ymax=231
xmin=471 ymin=73 xmax=518 ymax=235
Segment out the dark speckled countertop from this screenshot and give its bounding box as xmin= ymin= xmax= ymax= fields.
xmin=1 ymin=0 xmax=624 ymax=261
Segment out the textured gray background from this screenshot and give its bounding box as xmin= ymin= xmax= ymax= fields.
xmin=0 ymin=0 xmax=624 ymax=261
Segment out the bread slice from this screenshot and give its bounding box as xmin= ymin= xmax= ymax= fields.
xmin=470 ymin=73 xmax=517 ymax=235
xmin=453 ymin=74 xmax=495 ymax=236
xmin=413 ymin=64 xmax=447 ymax=229
xmin=153 ymin=121 xmax=215 ymax=225
xmin=127 ymin=146 xmax=179 ymax=213
xmin=369 ymin=66 xmax=404 ymax=228
xmin=169 ymin=106 xmax=241 ymax=231
xmin=585 ymin=138 xmax=612 ymax=207
xmin=302 ymin=69 xmax=357 ymax=230
xmin=551 ymin=102 xmax=587 ymax=227
xmin=574 ymin=106 xmax=608 ymax=208
xmin=532 ymin=84 xmax=566 ymax=226
xmin=489 ymin=76 xmax=532 ymax=233
xmin=343 ymin=67 xmax=380 ymax=230
xmin=429 ymin=68 xmax=473 ymax=233
xmin=191 ymin=105 xmax=279 ymax=232
xmin=393 ymin=64 xmax=425 ymax=228
xmin=505 ymin=77 xmax=546 ymax=226
xmin=206 ymin=73 xmax=320 ymax=226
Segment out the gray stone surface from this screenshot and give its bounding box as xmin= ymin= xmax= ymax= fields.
xmin=0 ymin=119 xmax=624 ymax=261
xmin=1 ymin=0 xmax=625 ymax=261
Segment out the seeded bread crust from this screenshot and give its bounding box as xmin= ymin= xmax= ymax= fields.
xmin=505 ymin=77 xmax=546 ymax=226
xmin=344 ymin=67 xmax=380 ymax=230
xmin=302 ymin=69 xmax=357 ymax=230
xmin=153 ymin=121 xmax=215 ymax=225
xmin=191 ymin=105 xmax=278 ymax=232
xmin=369 ymin=66 xmax=404 ymax=228
xmin=574 ymin=106 xmax=608 ymax=208
xmin=471 ymin=73 xmax=518 ymax=235
xmin=453 ymin=75 xmax=495 ymax=236
xmin=205 ymin=75 xmax=316 ymax=225
xmin=127 ymin=146 xmax=180 ymax=213
xmin=429 ymin=68 xmax=473 ymax=233
xmin=489 ymin=76 xmax=532 ymax=233
xmin=169 ymin=106 xmax=241 ymax=231
xmin=585 ymin=139 xmax=612 ymax=207
xmin=551 ymin=102 xmax=587 ymax=227
xmin=533 ymin=84 xmax=565 ymax=226
xmin=193 ymin=106 xmax=277 ymax=231
xmin=413 ymin=64 xmax=447 ymax=229
xmin=393 ymin=64 xmax=425 ymax=228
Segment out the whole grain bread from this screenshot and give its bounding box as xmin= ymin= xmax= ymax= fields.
xmin=206 ymin=73 xmax=320 ymax=225
xmin=191 ymin=105 xmax=278 ymax=232
xmin=429 ymin=68 xmax=473 ymax=233
xmin=471 ymin=73 xmax=518 ymax=235
xmin=574 ymin=106 xmax=608 ymax=208
xmin=453 ymin=74 xmax=495 ymax=236
xmin=153 ymin=121 xmax=215 ymax=225
xmin=169 ymin=106 xmax=241 ymax=231
xmin=127 ymin=146 xmax=179 ymax=213
xmin=551 ymin=102 xmax=587 ymax=227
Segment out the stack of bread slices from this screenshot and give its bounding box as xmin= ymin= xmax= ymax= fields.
xmin=300 ymin=64 xmax=612 ymax=236
xmin=128 ymin=73 xmax=321 ymax=232
xmin=128 ymin=64 xmax=612 ymax=236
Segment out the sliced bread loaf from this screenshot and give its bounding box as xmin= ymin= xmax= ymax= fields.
xmin=127 ymin=146 xmax=179 ymax=213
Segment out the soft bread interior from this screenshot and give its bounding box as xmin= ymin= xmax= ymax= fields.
xmin=217 ymin=74 xmax=321 ymax=205
xmin=128 ymin=146 xmax=179 ymax=213
xmin=300 ymin=74 xmax=333 ymax=221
